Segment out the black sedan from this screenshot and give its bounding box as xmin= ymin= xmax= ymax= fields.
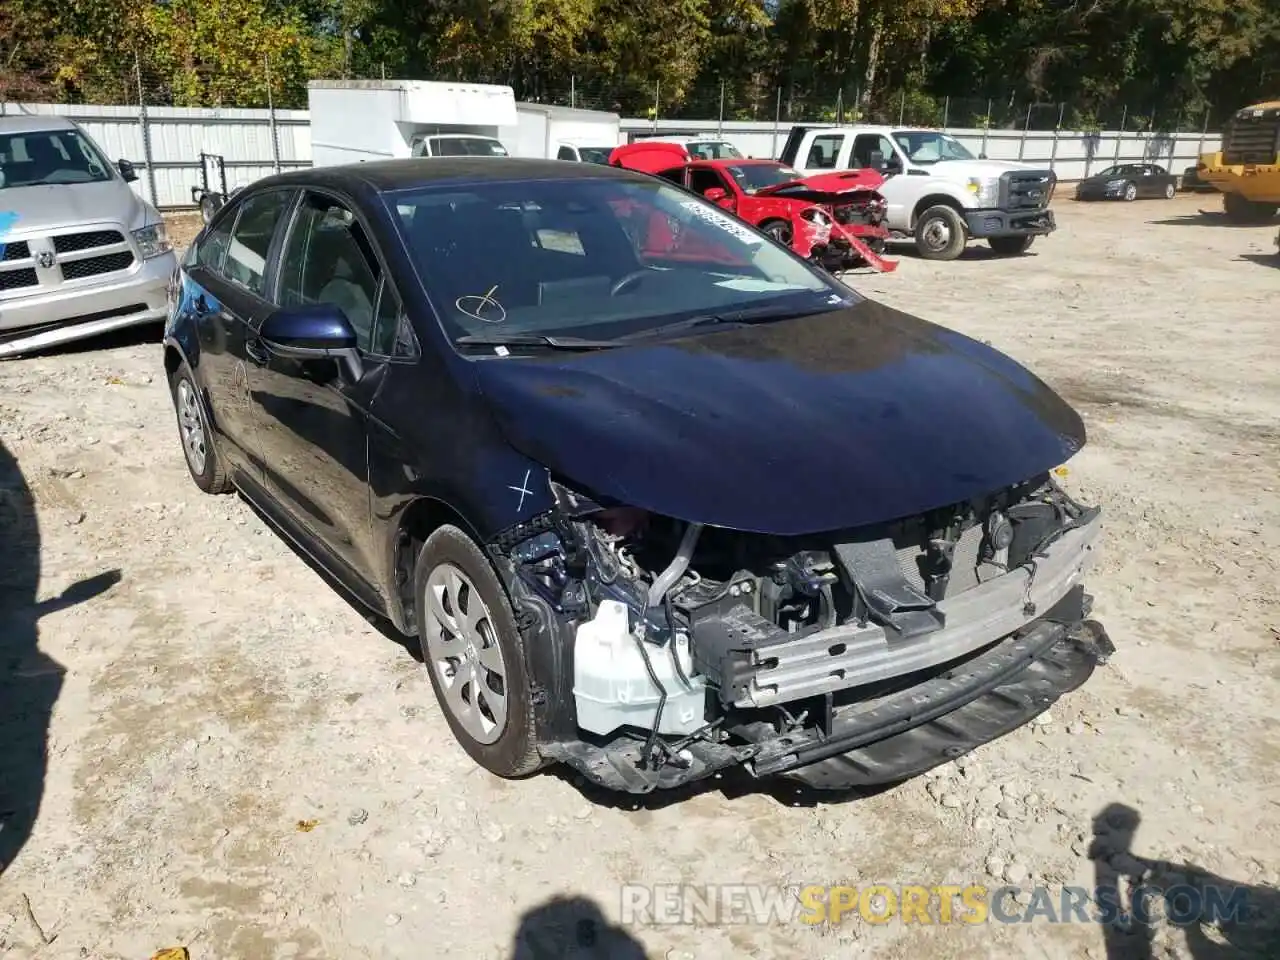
xmin=164 ymin=158 xmax=1110 ymax=794
xmin=1074 ymin=163 xmax=1179 ymax=202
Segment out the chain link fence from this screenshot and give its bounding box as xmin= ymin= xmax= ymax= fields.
xmin=1 ymin=60 xmax=1222 ymax=208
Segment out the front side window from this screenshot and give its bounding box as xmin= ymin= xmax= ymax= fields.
xmin=557 ymin=145 xmax=578 ymax=161
xmin=278 ymin=192 xmax=381 ymax=350
xmin=688 ymin=167 xmax=730 ymax=197
xmin=892 ymin=131 xmax=975 ymax=165
xmin=577 ymin=147 xmax=613 ymax=165
xmin=0 ymin=128 xmax=113 ymax=189
xmin=852 ymin=134 xmax=897 ymax=170
xmin=388 ymin=176 xmax=849 ymax=346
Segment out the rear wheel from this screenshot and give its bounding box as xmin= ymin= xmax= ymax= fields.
xmin=914 ymin=205 xmax=967 ymax=261
xmin=988 ymin=236 xmax=1035 ymax=256
xmin=1223 ymin=193 xmax=1278 ymax=224
xmin=169 ymin=365 xmax=232 ymax=494
xmin=415 ymin=525 xmax=542 ymax=779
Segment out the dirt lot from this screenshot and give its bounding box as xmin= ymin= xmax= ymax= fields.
xmin=1 ymin=196 xmax=1277 ymax=959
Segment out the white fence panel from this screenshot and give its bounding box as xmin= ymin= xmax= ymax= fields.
xmin=3 ymin=100 xmax=1222 ymax=208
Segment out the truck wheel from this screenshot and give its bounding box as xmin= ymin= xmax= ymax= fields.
xmin=414 ymin=525 xmax=544 ymax=779
xmin=1122 ymin=182 xmax=1138 ymax=202
xmin=988 ymin=236 xmax=1035 ymax=256
xmin=914 ymin=205 xmax=967 ymax=261
xmin=1223 ymin=193 xmax=1279 ymax=224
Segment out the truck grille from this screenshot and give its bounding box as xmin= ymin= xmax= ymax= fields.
xmin=60 ymin=251 xmax=135 ymax=281
xmin=2 ymin=240 xmax=31 ymax=262
xmin=52 ymin=230 xmax=125 ymax=254
xmin=0 ymin=268 xmax=39 ymax=291
xmin=1223 ymin=112 xmax=1280 ymax=165
xmin=1001 ymin=171 xmax=1055 ymax=211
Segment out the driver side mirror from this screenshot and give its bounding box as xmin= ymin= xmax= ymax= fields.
xmin=117 ymin=159 xmax=138 ymax=183
xmin=868 ymin=150 xmax=886 ymax=173
xmin=703 ymin=186 xmax=729 ymax=203
xmin=260 ymin=304 xmax=364 ymax=381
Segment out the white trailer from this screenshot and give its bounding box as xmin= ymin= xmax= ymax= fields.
xmin=308 ymin=79 xmax=519 ymax=167
xmin=502 ymin=103 xmax=622 ymax=161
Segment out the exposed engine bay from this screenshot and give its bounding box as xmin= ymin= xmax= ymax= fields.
xmin=494 ymin=472 xmax=1111 ymax=793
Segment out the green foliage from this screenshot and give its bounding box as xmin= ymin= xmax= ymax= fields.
xmin=0 ymin=0 xmax=1275 ymax=120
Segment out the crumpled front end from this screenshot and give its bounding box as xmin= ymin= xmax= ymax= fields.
xmin=492 ymin=470 xmax=1109 ymax=793
xmin=789 ymin=192 xmax=897 ymax=273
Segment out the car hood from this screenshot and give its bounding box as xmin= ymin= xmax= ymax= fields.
xmin=756 ymin=169 xmax=885 ymax=200
xmin=928 ymin=159 xmax=1049 ymax=178
xmin=473 ymin=300 xmax=1086 ymax=535
xmin=0 ymin=179 xmax=152 ymax=237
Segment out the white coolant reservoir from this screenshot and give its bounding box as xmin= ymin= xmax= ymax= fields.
xmin=573 ymin=600 xmax=708 ymax=737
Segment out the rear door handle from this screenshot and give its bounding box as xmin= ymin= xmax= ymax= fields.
xmin=245 ymin=338 xmax=270 ymax=366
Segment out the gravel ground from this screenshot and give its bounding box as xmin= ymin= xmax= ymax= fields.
xmin=1 ymin=196 xmax=1277 ymax=959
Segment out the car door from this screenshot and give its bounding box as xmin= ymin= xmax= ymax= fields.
xmin=185 ymin=188 xmax=295 ymax=482
xmin=248 ymin=189 xmax=392 ymax=584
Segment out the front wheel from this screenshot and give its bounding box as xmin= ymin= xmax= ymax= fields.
xmin=415 ymin=525 xmax=543 ymax=779
xmin=914 ymin=205 xmax=968 ymax=261
xmin=761 ymin=219 xmax=793 ymax=246
xmin=1163 ymin=183 xmax=1176 ymax=200
xmin=1122 ymin=182 xmax=1138 ymax=202
xmin=988 ymin=236 xmax=1035 ymax=256
xmin=1223 ymin=193 xmax=1278 ymax=224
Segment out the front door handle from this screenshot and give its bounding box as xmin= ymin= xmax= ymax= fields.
xmin=245 ymin=338 xmax=270 ymax=366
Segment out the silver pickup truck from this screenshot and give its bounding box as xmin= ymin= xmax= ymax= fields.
xmin=0 ymin=115 xmax=177 ymax=358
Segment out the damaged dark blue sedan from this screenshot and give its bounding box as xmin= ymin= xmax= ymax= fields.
xmin=163 ymin=158 xmax=1111 ymax=793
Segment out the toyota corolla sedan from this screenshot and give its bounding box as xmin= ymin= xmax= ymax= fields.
xmin=164 ymin=158 xmax=1111 ymax=794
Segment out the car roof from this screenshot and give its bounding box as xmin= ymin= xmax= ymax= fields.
xmin=252 ymin=157 xmax=651 ymax=194
xmin=0 ymin=115 xmax=78 ymax=134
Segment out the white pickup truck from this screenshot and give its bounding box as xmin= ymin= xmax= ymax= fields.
xmin=779 ymin=124 xmax=1057 ymax=260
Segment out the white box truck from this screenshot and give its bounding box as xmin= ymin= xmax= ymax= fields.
xmin=308 ymin=79 xmax=520 ymax=166
xmin=501 ymin=103 xmax=622 ymax=162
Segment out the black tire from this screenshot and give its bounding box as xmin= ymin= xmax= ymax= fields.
xmin=1222 ymin=193 xmax=1279 ymax=224
xmin=1122 ymin=182 xmax=1138 ymax=202
xmin=414 ymin=524 xmax=543 ymax=779
xmin=168 ymin=364 xmax=232 ymax=494
xmin=988 ymin=236 xmax=1035 ymax=256
xmin=761 ymin=219 xmax=793 ymax=246
xmin=913 ymin=204 xmax=967 ymax=261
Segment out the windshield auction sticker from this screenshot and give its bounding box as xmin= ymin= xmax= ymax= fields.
xmin=678 ymin=201 xmax=763 ymax=245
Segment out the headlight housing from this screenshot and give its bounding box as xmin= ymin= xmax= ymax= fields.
xmin=132 ymin=222 xmax=172 ymax=260
xmin=966 ymin=176 xmax=1000 ymax=207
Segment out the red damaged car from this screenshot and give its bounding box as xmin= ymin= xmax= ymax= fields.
xmin=607 ymin=141 xmax=897 ymax=273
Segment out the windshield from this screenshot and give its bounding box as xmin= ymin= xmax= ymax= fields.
xmin=577 ymin=147 xmax=614 ymax=165
xmin=725 ymin=163 xmax=803 ymax=193
xmin=891 ymin=131 xmax=975 ymax=165
xmin=688 ymin=141 xmax=744 ymax=160
xmin=0 ymin=127 xmax=115 ymax=189
xmin=388 ymin=176 xmax=851 ymax=346
xmin=431 ymin=137 xmax=509 ymax=157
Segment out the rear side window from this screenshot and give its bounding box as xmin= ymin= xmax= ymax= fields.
xmin=431 ymin=137 xmax=508 ymax=157
xmin=223 ymin=190 xmax=292 ymax=296
xmin=805 ymin=134 xmax=844 ymax=170
xmin=195 ymin=213 xmax=234 ymax=273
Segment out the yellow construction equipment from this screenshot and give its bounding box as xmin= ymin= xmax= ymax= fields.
xmin=1198 ymin=100 xmax=1280 ymax=223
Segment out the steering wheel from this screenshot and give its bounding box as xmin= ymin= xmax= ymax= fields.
xmin=610 ymin=269 xmax=651 ymax=297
